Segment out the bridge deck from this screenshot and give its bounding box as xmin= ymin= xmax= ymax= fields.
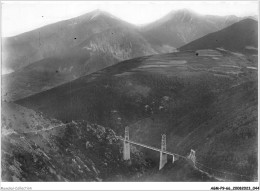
xmin=117 ymin=137 xmax=186 ymax=159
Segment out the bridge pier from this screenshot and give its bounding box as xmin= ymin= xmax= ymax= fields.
xmin=159 ymin=134 xmax=167 ymax=170
xmin=123 ymin=126 xmax=130 ymax=160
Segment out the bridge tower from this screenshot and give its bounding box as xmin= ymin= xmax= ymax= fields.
xmin=159 ymin=134 xmax=167 ymax=170
xmin=123 ymin=126 xmax=130 ymax=160
xmin=188 ymin=149 xmax=196 ymax=166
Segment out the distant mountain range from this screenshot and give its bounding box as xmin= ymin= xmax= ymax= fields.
xmin=2 ymin=10 xmax=156 ymax=73
xmin=179 ymin=18 xmax=258 ymax=53
xmin=3 ymin=9 xmax=243 ymax=73
xmin=140 ymin=9 xmax=241 ymax=51
xmin=2 ymin=9 xmax=257 ymax=101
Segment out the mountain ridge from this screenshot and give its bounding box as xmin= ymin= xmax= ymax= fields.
xmin=179 ymin=18 xmax=258 ymax=53
xmin=3 ymin=9 xmax=250 ymax=73
xmin=139 ymin=9 xmax=242 ymax=51
xmin=2 ymin=10 xmax=157 ymax=101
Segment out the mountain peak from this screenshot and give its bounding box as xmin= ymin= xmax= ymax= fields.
xmin=89 ymin=9 xmax=117 ymax=19
xmin=172 ymin=8 xmax=196 ymax=14
xmin=90 ymin=9 xmax=109 ymax=16
xmin=157 ymin=9 xmax=200 ymax=24
xmin=76 ymin=9 xmax=118 ymax=22
xmin=169 ymin=9 xmax=199 ymax=17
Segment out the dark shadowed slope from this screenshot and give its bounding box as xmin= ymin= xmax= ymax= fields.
xmin=140 ymin=9 xmax=241 ymax=52
xmin=179 ymin=19 xmax=258 ymax=54
xmin=16 ymin=49 xmax=257 ymax=181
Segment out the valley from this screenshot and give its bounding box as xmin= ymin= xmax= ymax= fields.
xmin=1 ymin=7 xmax=258 ymax=183
xmin=15 ymin=49 xmax=257 ymax=181
xmin=2 ymin=102 xmax=214 ymax=182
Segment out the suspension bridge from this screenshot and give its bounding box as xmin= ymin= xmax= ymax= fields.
xmin=117 ymin=126 xmax=257 ymax=181
xmin=117 ymin=126 xmax=196 ymax=170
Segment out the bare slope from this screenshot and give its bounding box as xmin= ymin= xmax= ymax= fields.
xmin=2 ymin=11 xmax=156 ymax=101
xmin=140 ymin=9 xmax=241 ymax=51
xmin=179 ymin=19 xmax=258 ymax=54
xmin=2 ymin=10 xmax=139 ymax=72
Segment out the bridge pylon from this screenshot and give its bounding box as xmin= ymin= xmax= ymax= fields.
xmin=159 ymin=134 xmax=167 ymax=170
xmin=188 ymin=149 xmax=196 ymax=166
xmin=123 ymin=126 xmax=130 ymax=160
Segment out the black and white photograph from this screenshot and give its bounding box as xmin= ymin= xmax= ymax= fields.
xmin=1 ymin=0 xmax=259 ymax=190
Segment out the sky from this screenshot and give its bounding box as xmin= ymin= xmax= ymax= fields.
xmin=2 ymin=1 xmax=259 ymax=37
